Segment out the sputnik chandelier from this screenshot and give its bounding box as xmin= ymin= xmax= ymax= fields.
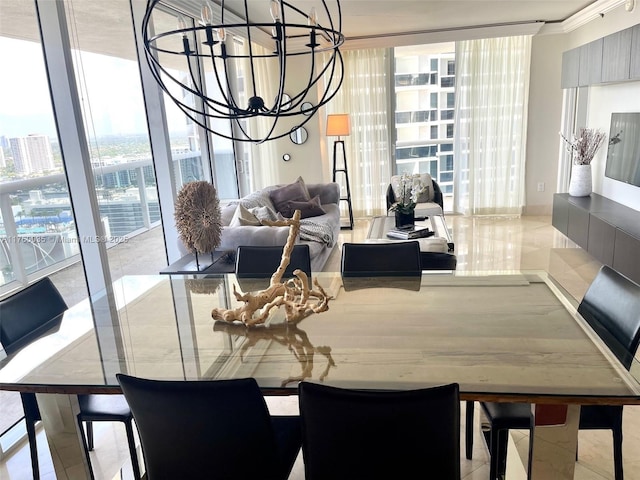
xmin=142 ymin=0 xmax=345 ymax=143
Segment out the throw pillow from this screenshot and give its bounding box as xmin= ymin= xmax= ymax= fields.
xmin=280 ymin=195 xmax=326 ymax=219
xmin=239 ymin=189 xmax=276 ymax=211
xmin=416 ymin=173 xmax=434 ymax=203
xmin=229 ymin=204 xmax=261 ymax=227
xmin=269 ymin=176 xmax=311 ymax=215
xmin=249 ymin=205 xmax=279 ymax=224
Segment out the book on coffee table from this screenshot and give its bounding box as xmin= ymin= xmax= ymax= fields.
xmin=387 ymin=225 xmax=434 ymax=240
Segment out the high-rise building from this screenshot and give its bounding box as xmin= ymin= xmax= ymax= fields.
xmin=0 ymin=146 xmax=5 ymax=169
xmin=394 ymin=45 xmax=456 ymax=199
xmin=9 ymin=134 xmax=55 ymax=174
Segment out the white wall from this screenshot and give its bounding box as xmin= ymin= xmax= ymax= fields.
xmin=249 ymin=55 xmax=327 ymax=187
xmin=524 ymin=34 xmax=567 ymax=215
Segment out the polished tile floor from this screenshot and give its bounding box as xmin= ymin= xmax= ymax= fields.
xmin=2 ymin=214 xmax=639 ymax=479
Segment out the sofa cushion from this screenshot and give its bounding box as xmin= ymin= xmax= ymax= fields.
xmin=229 ymin=204 xmax=261 ymax=227
xmin=269 ymin=177 xmax=311 ymax=215
xmin=280 ymin=195 xmax=326 ymax=219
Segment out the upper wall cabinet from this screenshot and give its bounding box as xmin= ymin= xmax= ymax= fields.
xmin=562 ymin=22 xmax=640 ymax=88
xmin=601 ymin=28 xmax=632 ymax=83
xmin=579 ymin=39 xmax=603 ymax=86
xmin=561 ymin=48 xmax=580 ymax=88
xmin=631 ymin=24 xmax=640 ymax=79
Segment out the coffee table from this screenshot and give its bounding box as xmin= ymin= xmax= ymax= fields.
xmin=366 ymin=215 xmax=456 ymax=270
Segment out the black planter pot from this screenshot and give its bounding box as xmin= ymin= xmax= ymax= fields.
xmin=394 ymin=210 xmax=415 ymax=228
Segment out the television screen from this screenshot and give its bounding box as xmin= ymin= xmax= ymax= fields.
xmin=605 ymin=112 xmax=640 ymax=187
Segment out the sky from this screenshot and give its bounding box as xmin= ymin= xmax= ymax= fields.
xmin=0 ymin=36 xmax=182 ymax=139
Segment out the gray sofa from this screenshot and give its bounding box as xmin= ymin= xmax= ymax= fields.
xmin=219 ymin=182 xmax=341 ymax=272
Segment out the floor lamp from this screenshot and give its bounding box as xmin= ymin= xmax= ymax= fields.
xmin=326 ymin=114 xmax=354 ymax=229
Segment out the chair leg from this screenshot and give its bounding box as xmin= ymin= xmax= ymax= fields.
xmin=124 ymin=420 xmax=142 ymax=480
xmin=496 ymin=429 xmax=509 ymax=479
xmin=86 ymin=421 xmax=94 ymax=451
xmin=488 ymin=427 xmax=509 ymax=480
xmin=76 ymin=417 xmax=94 ymax=478
xmin=465 ymin=401 xmax=474 ymax=459
xmin=612 ymin=426 xmax=624 ymax=480
xmin=25 ymin=419 xmax=40 ymax=480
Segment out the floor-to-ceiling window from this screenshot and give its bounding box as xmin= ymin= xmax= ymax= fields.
xmin=393 ymin=43 xmax=456 ymax=213
xmin=0 ymin=0 xmax=91 ymax=452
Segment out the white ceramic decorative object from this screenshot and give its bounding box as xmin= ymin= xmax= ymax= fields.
xmin=569 ymin=164 xmax=592 ymax=197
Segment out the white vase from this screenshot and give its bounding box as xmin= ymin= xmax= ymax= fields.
xmin=568 ymin=164 xmax=592 ymax=197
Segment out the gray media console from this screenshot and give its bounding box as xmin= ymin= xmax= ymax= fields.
xmin=552 ymin=193 xmax=640 ymax=284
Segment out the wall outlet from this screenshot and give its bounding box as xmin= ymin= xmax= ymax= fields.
xmin=537 ymin=182 xmax=545 ymax=192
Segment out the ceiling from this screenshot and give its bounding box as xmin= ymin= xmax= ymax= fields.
xmin=0 ymin=0 xmax=629 ymax=59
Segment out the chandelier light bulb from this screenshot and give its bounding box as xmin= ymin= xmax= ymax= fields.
xmin=201 ymin=3 xmax=213 ymax=25
xmin=308 ymin=7 xmax=317 ymax=26
xmin=270 ymin=0 xmax=281 ymax=21
xmin=216 ymin=27 xmax=227 ymax=42
xmin=177 ymin=16 xmax=188 ymax=37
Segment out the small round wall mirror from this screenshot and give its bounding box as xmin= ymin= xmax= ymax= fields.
xmin=282 ymin=153 xmax=292 ymax=162
xmin=290 ymin=127 xmax=308 ymax=145
xmin=301 ymin=101 xmax=314 ymax=116
xmin=277 ymin=93 xmax=292 ymax=111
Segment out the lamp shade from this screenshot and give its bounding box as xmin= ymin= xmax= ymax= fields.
xmin=326 ymin=114 xmax=351 ymax=137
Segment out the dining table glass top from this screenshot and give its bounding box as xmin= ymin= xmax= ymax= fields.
xmin=2 ymin=271 xmax=640 ymax=403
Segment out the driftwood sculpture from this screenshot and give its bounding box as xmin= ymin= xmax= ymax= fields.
xmin=211 ymin=210 xmax=332 ymax=326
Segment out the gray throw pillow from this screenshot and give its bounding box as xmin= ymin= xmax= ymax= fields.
xmin=279 ymin=195 xmax=326 ymax=219
xmin=269 ymin=177 xmax=311 ymax=215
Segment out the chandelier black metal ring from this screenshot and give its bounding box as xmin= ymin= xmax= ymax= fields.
xmin=142 ymin=0 xmax=345 ymax=143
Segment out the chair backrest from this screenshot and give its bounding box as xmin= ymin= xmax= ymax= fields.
xmin=117 ymin=374 xmax=285 ymax=480
xmin=577 ymin=265 xmax=640 ymax=370
xmin=341 ymin=242 xmax=421 ymax=277
xmin=235 ymin=244 xmax=312 ymax=279
xmin=298 ymin=382 xmax=461 ymax=480
xmin=0 ymin=277 xmax=67 ymax=353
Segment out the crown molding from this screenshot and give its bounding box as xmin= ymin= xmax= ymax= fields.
xmin=539 ymin=0 xmax=626 ymax=35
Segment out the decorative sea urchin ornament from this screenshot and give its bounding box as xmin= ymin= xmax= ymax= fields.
xmin=174 ymin=181 xmax=222 ymax=255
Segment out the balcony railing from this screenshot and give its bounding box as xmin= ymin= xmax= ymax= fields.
xmin=0 ymin=153 xmax=200 ymax=295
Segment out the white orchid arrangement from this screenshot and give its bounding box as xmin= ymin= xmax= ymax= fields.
xmin=560 ymin=128 xmax=606 ymax=165
xmin=389 ymin=173 xmax=427 ymax=214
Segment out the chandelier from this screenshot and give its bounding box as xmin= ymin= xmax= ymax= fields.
xmin=142 ymin=0 xmax=345 ymax=143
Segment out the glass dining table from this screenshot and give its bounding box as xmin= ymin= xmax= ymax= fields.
xmin=2 ymin=271 xmax=640 ymax=479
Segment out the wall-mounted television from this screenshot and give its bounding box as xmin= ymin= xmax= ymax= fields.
xmin=605 ymin=112 xmax=640 ymax=187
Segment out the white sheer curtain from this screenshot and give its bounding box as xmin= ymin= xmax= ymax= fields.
xmin=325 ymin=48 xmax=391 ymax=217
xmin=231 ymin=39 xmax=279 ymax=190
xmin=453 ymin=36 xmax=531 ymax=215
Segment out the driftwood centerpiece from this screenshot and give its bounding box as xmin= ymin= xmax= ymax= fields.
xmin=211 ymin=210 xmax=332 ymax=326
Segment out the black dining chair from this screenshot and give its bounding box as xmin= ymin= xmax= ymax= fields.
xmin=0 ymin=277 xmax=141 ymax=480
xmin=235 ymin=244 xmax=312 ymax=291
xmin=117 ymin=374 xmax=302 ymax=480
xmin=235 ymin=244 xmax=312 ymax=279
xmin=298 ymin=381 xmax=461 ymax=480
xmin=340 ymin=241 xmax=422 ymax=277
xmin=466 ymin=265 xmax=640 ymax=480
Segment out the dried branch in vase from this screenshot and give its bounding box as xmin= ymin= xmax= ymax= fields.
xmin=560 ymin=128 xmax=606 ymax=165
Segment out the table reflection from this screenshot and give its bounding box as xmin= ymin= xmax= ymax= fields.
xmin=213 ymin=320 xmax=336 ymax=387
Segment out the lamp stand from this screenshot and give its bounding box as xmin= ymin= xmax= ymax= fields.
xmin=332 ymin=139 xmax=354 ymax=229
